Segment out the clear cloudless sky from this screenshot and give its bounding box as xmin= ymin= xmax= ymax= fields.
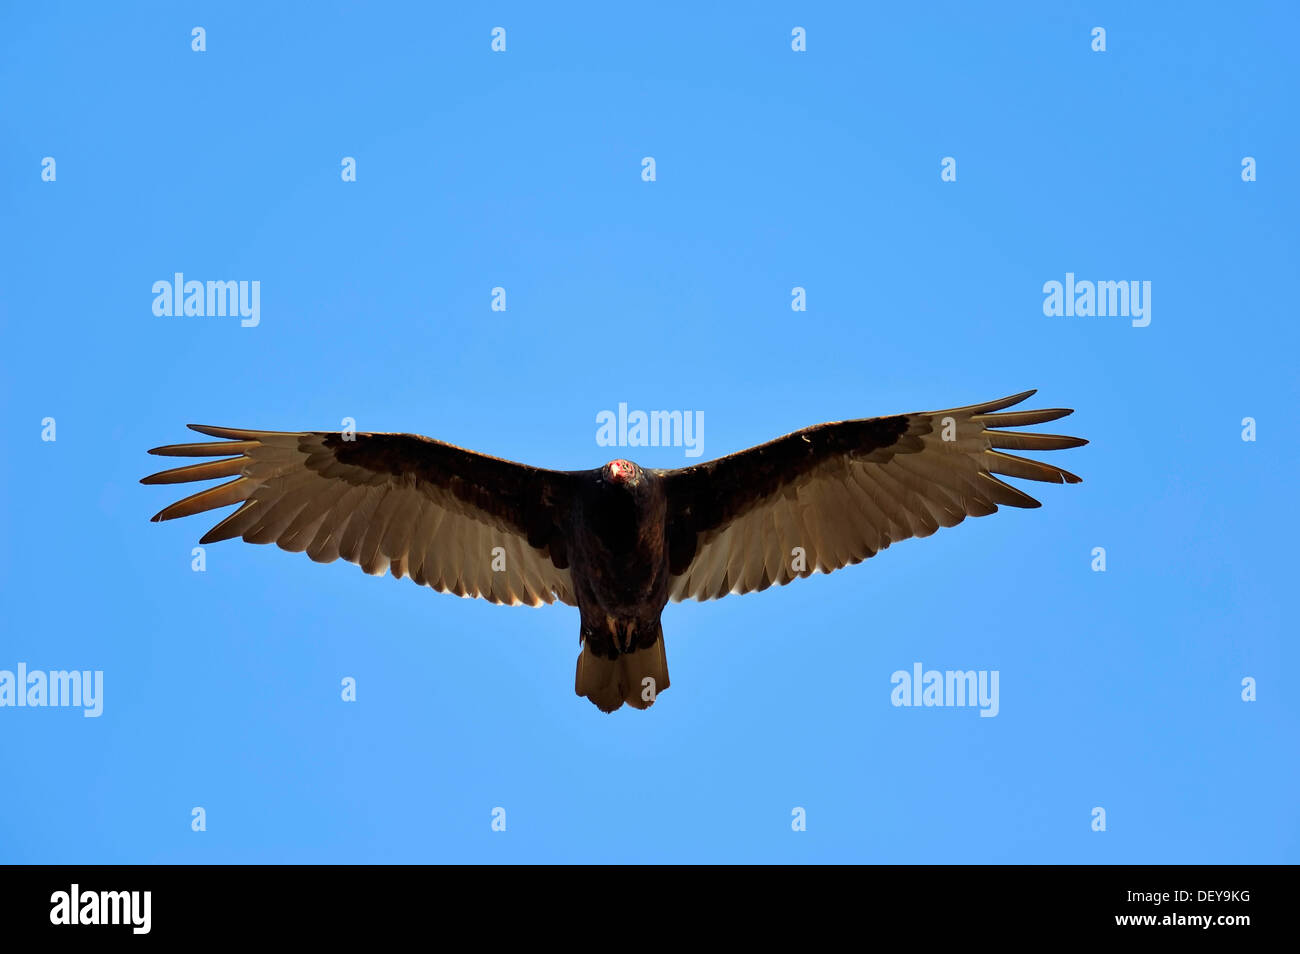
xmin=1 ymin=2 xmax=1296 ymax=863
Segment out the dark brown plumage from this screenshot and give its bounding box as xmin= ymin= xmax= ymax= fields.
xmin=142 ymin=389 xmax=1086 ymax=712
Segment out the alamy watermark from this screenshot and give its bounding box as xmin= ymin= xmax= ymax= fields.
xmin=0 ymin=663 xmax=103 ymax=717
xmin=891 ymin=662 xmax=999 ymax=717
xmin=596 ymin=403 xmax=704 ymax=458
xmin=152 ymin=273 xmax=260 ymax=327
xmin=1042 ymin=272 xmax=1150 ymax=327
xmin=50 ymin=884 xmax=150 ymax=934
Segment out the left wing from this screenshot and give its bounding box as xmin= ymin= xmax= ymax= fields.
xmin=659 ymin=390 xmax=1085 ymax=602
xmin=142 ymin=427 xmax=579 ymax=606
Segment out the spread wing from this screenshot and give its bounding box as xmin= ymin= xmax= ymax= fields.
xmin=660 ymin=390 xmax=1085 ymax=602
xmin=142 ymin=427 xmax=578 ymax=606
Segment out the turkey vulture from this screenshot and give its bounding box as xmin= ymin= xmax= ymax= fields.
xmin=142 ymin=390 xmax=1085 ymax=713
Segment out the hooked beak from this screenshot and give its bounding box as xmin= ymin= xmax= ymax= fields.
xmin=607 ymin=460 xmax=635 ymax=484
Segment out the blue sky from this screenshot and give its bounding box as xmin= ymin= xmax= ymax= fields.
xmin=1 ymin=2 xmax=1296 ymax=863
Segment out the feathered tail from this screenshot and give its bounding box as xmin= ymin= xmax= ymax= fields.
xmin=575 ymin=635 xmax=670 ymax=713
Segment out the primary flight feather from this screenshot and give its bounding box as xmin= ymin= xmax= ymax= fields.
xmin=142 ymin=389 xmax=1085 ymax=713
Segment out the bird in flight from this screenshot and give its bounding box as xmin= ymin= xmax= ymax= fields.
xmin=143 ymin=390 xmax=1085 ymax=713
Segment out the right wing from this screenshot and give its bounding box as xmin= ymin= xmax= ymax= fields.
xmin=659 ymin=390 xmax=1086 ymax=601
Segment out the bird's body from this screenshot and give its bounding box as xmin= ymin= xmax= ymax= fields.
xmin=569 ymin=461 xmax=673 ymax=711
xmin=570 ymin=460 xmax=669 ymax=626
xmin=143 ymin=390 xmax=1086 ymax=713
